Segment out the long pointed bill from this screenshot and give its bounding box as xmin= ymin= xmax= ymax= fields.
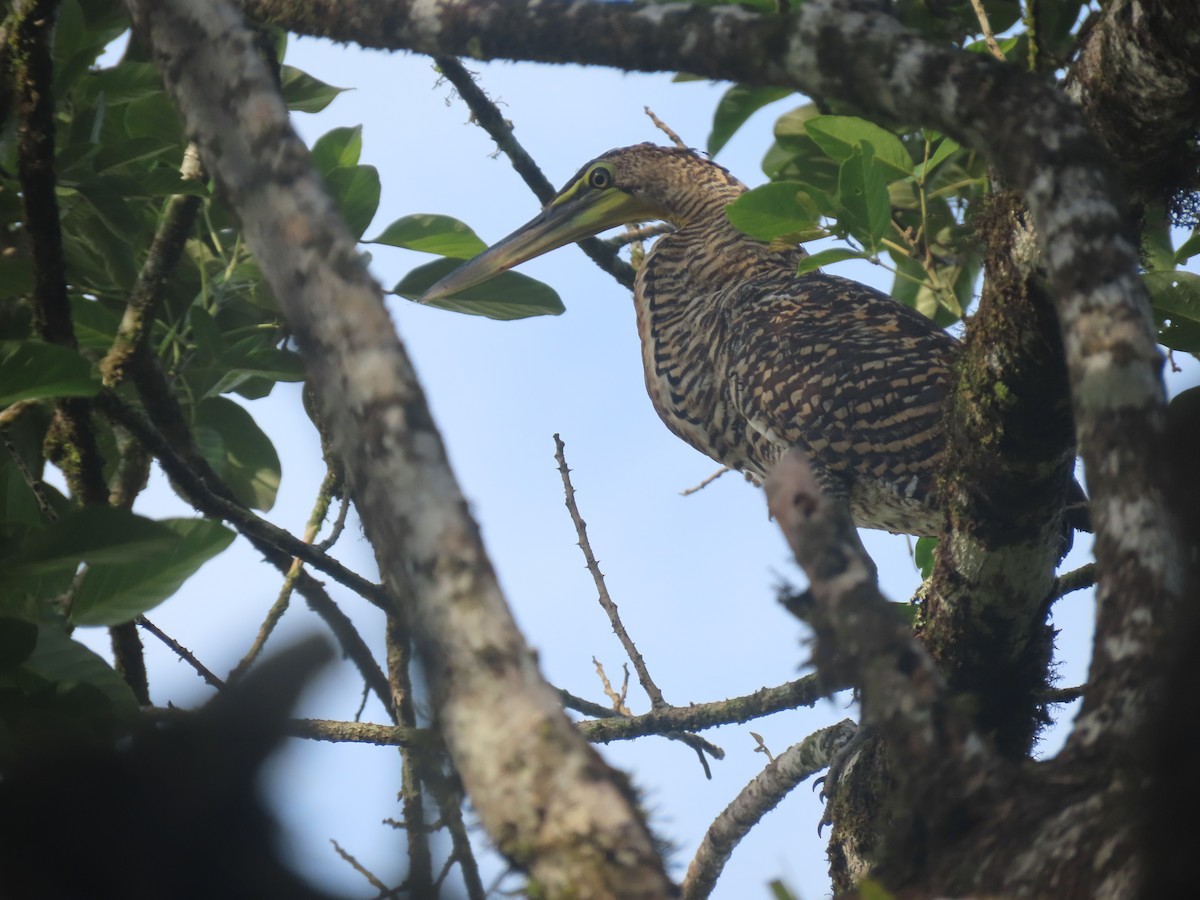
xmin=420 ymin=188 xmax=651 ymax=303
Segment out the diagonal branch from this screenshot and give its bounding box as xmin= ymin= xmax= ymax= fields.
xmin=554 ymin=434 xmax=666 ymax=709
xmin=433 ymin=56 xmax=635 ymax=289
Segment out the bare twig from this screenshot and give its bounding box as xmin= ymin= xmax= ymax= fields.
xmin=229 ymin=464 xmax=345 ymax=680
xmin=593 ymin=658 xmax=633 ymax=715
xmin=968 ymin=0 xmax=1007 ymax=61
xmin=1050 ymin=562 xmax=1096 ymax=600
xmin=603 ymin=223 xmax=674 ymax=250
xmin=681 ymin=466 xmax=732 ymax=496
xmin=331 ymin=839 xmax=391 ymax=895
xmin=99 ymin=143 xmax=205 ymax=388
xmin=575 ymin=673 xmax=831 ymax=743
xmin=555 ymin=433 xmax=668 ymax=708
xmin=386 ymin=615 xmax=434 ymax=895
xmin=138 ymin=616 xmax=225 ymax=690
xmin=1042 ymin=684 xmax=1085 ymax=705
xmin=316 ymin=491 xmax=351 ymax=550
xmin=96 ymin=390 xmax=391 ymax=610
xmin=681 ymin=720 xmax=858 ymax=900
xmin=644 ymin=106 xmax=687 ymax=149
xmin=2 ymin=421 xmax=58 ymax=520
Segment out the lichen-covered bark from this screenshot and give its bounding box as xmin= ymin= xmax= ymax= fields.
xmin=1065 ymin=0 xmax=1200 ymax=215
xmin=125 ymin=2 xmax=674 ymax=896
xmin=924 ymin=190 xmax=1079 ymax=758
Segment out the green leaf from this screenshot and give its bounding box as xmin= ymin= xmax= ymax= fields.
xmin=79 ymin=61 xmax=164 ymax=106
xmin=1 ymin=507 xmax=180 ymax=576
xmin=192 ymin=397 xmax=282 ymax=512
xmin=72 ymin=179 xmax=141 ymax=239
xmin=1142 ymin=222 xmax=1176 ymax=273
xmin=21 ymin=625 xmax=138 ymax=719
xmin=806 ymin=116 xmax=913 ymax=178
xmin=368 ymin=214 xmax=488 ymax=259
xmin=0 ymin=340 xmax=99 ymax=407
xmin=324 ymin=164 xmax=381 ymax=240
xmin=68 ymin=297 xmax=123 ymax=353
xmin=205 ymin=342 xmax=306 ymax=398
xmin=1145 ymin=271 xmax=1200 ymax=352
xmin=726 ymin=183 xmax=821 ymax=241
xmin=1174 ymin=230 xmax=1200 ymax=265
xmin=123 ymin=92 xmax=186 ymax=145
xmin=394 ymin=258 xmax=564 ymax=321
xmin=0 ymin=253 xmax=34 ymax=300
xmin=795 ymin=247 xmax=873 ymax=276
xmin=837 ymin=142 xmax=893 ymax=253
xmin=280 ymin=66 xmax=348 ymax=114
xmin=311 ymin=125 xmax=363 ymax=175
xmin=914 ymin=135 xmax=961 ymax=181
xmin=71 ymin=519 xmax=236 ymax=626
xmin=707 ymin=85 xmax=792 ymax=156
xmin=914 ymin=535 xmax=937 ymax=579
xmin=91 ymin=136 xmax=177 ymax=173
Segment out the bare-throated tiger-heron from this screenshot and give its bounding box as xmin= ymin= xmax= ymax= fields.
xmin=422 ymin=143 xmax=1087 ymax=538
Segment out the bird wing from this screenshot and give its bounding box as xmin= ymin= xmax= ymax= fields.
xmin=720 ymin=271 xmax=958 ymax=502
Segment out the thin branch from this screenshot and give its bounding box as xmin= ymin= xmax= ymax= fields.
xmin=680 ymin=466 xmax=732 ymax=497
xmin=554 ymin=433 xmax=667 ymax=709
xmin=330 ymin=839 xmax=391 ymax=895
xmin=603 ymin=223 xmax=674 ymax=249
xmin=1050 ymin=562 xmax=1096 ymax=601
xmin=138 ymin=616 xmax=226 ymax=690
xmin=2 ymin=421 xmax=58 ymax=520
xmin=432 ymin=55 xmax=635 ymax=289
xmin=644 ymin=106 xmax=686 ymax=149
xmin=1042 ymin=684 xmax=1085 ymax=705
xmin=681 ymin=719 xmax=858 ymax=900
xmin=967 ymin=0 xmax=1006 ymax=61
xmin=96 ymin=390 xmax=390 ymax=610
xmin=228 ymin=463 xmax=345 ymax=680
xmin=575 ymin=673 xmax=831 ymax=743
xmin=386 ymin=615 xmax=433 ymax=895
xmin=99 ymin=143 xmax=205 ymax=387
xmin=316 ymin=491 xmax=351 ymax=550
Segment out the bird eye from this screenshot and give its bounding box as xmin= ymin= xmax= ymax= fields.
xmin=588 ymin=167 xmax=612 ymax=189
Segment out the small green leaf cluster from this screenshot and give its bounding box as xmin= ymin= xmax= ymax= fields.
xmin=1142 ymin=229 xmax=1200 ymax=354
xmin=722 ymin=97 xmax=984 ymax=323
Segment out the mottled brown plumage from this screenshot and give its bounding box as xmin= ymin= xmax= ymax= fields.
xmin=425 ymin=143 xmax=991 ymax=536
xmin=596 ymin=144 xmax=957 ymax=535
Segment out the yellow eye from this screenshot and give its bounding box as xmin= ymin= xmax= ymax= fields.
xmin=588 ymin=166 xmax=612 ymax=189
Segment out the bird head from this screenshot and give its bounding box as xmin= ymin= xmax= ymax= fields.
xmin=419 ymin=145 xmax=675 ymax=303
